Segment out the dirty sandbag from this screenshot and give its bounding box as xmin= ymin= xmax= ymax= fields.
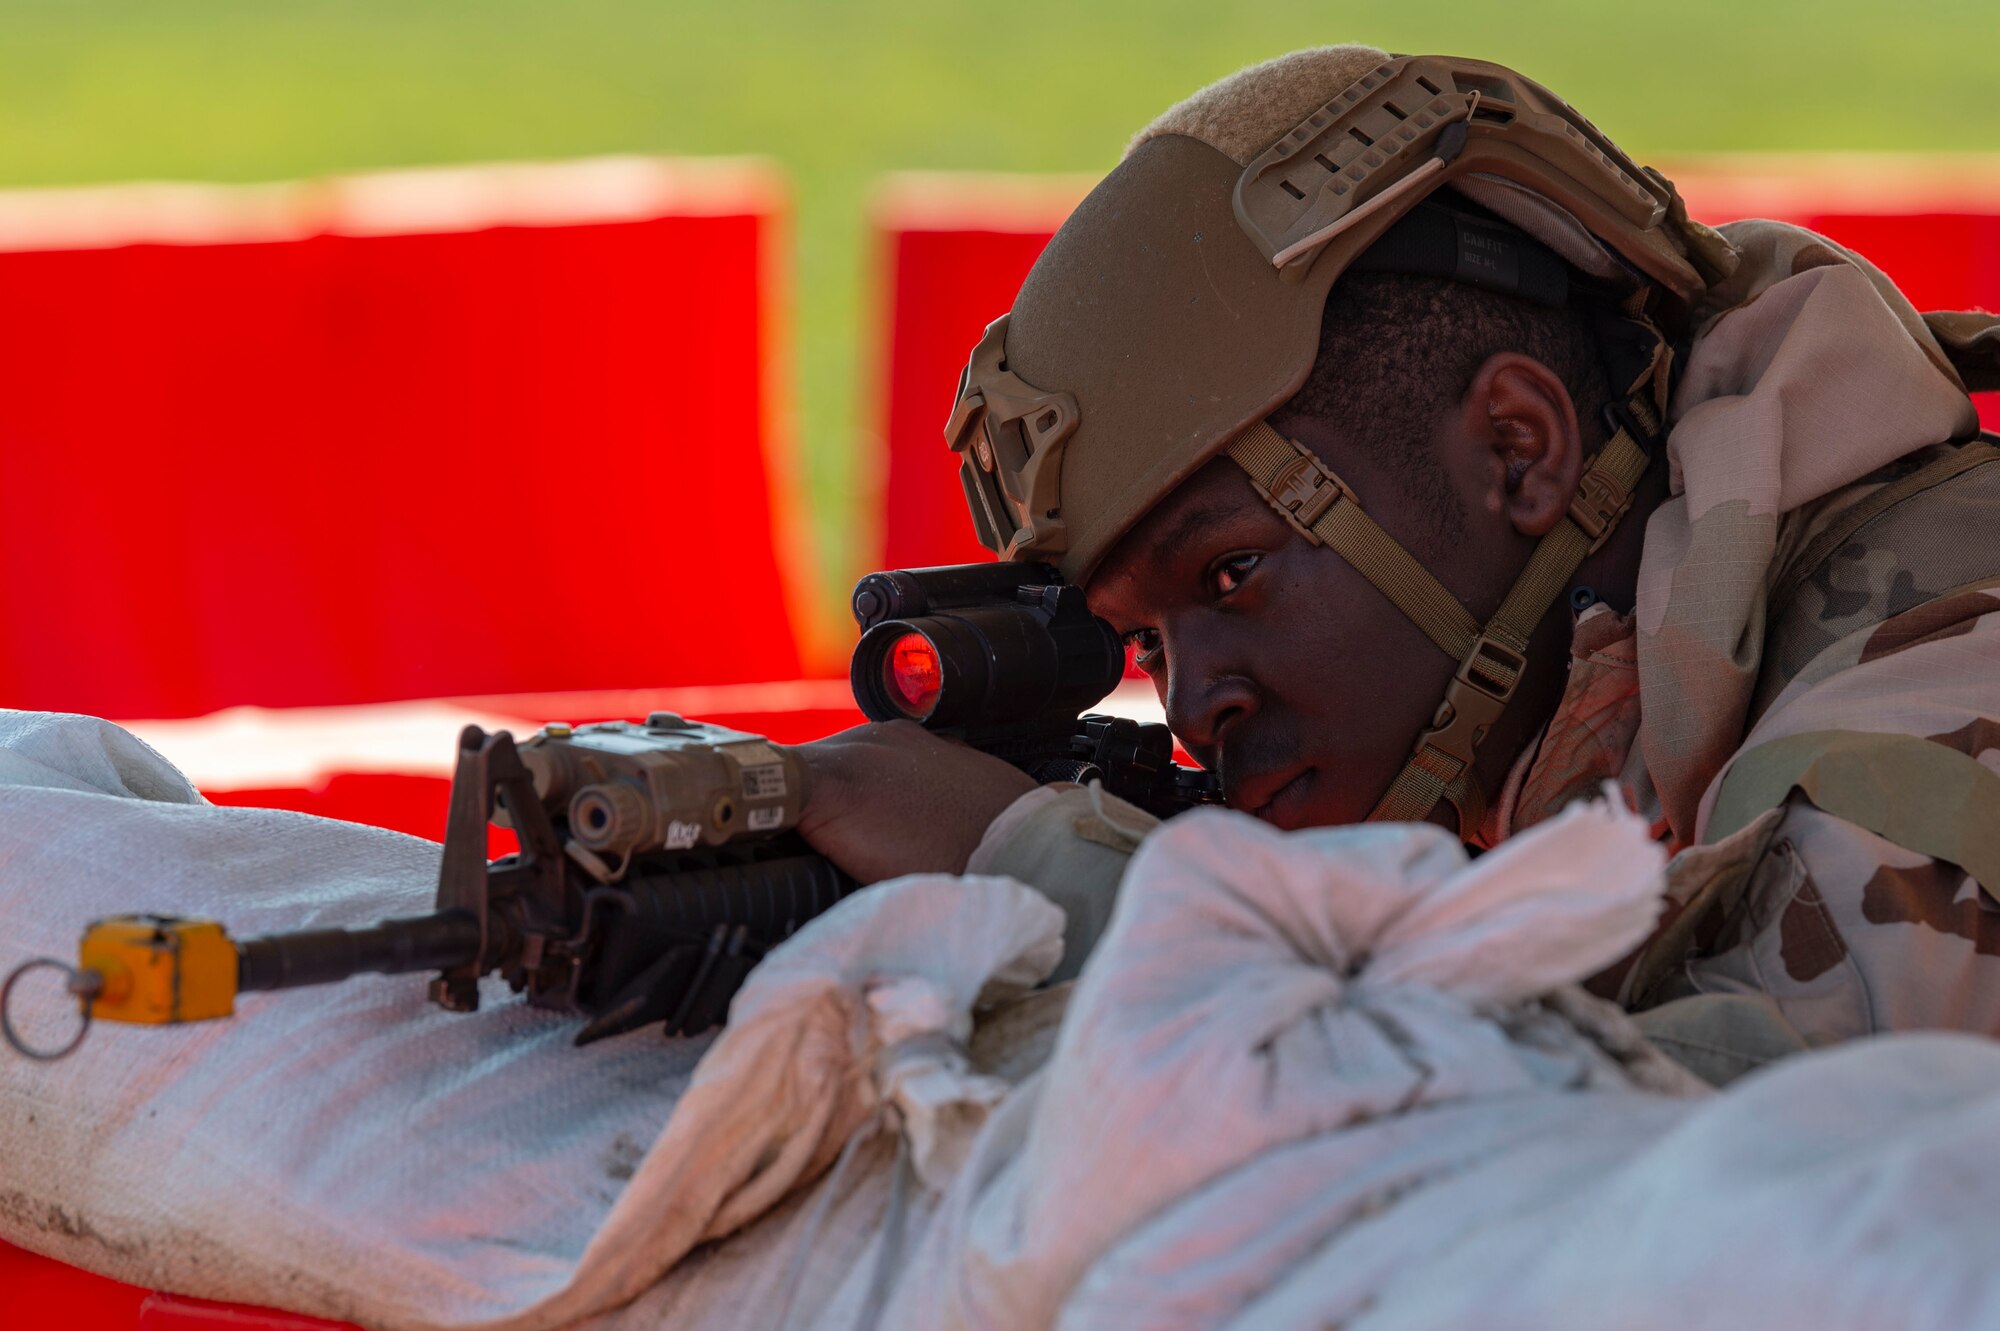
xmin=881 ymin=796 xmax=1687 ymax=1331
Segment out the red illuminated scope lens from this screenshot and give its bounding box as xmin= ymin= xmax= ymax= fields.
xmin=881 ymin=632 xmax=943 ymax=718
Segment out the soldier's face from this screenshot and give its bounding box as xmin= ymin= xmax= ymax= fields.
xmin=1086 ymin=455 xmax=1467 ymax=831
xmin=1085 ymin=352 xmax=1598 ymax=832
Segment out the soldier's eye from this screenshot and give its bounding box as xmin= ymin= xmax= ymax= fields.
xmin=1210 ymin=553 xmax=1261 ymax=597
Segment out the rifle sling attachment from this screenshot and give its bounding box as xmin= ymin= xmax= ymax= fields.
xmin=1225 ymin=400 xmax=1654 ymax=836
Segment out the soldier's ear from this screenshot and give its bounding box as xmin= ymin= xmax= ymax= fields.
xmin=1454 ymin=352 xmax=1584 ymax=539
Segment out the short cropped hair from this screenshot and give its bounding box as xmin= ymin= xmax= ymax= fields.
xmin=1271 ymin=272 xmax=1614 ymax=548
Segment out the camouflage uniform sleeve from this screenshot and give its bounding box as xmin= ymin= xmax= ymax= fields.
xmin=1639 ymin=600 xmax=2000 ymax=1063
xmin=965 ymin=784 xmax=1156 ymax=982
xmin=1670 ymin=797 xmax=2000 ymax=1053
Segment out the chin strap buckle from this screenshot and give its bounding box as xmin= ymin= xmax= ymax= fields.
xmin=1424 ymin=635 xmax=1527 ymax=768
xmin=1373 ymin=633 xmax=1525 ymax=833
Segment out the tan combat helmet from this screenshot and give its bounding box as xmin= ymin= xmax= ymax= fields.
xmin=948 ymin=47 xmax=1742 ymax=835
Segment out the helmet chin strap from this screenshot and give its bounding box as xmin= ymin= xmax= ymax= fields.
xmin=1225 ymin=391 xmax=1660 ymax=839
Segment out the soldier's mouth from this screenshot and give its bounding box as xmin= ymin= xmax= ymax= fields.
xmin=1250 ymin=767 xmax=1315 ymax=829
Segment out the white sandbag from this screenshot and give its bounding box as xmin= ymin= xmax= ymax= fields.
xmin=1310 ymin=1033 xmax=2000 ymax=1331
xmin=0 ymin=711 xmax=1062 ymax=1330
xmin=576 ymin=986 xmax=1071 ymax=1331
xmin=526 ymin=869 xmax=1064 ymax=1327
xmin=1062 ymin=1092 xmax=1692 ymax=1331
xmin=883 ymin=793 xmax=2000 ymax=1331
xmin=880 ymin=797 xmax=1694 ymax=1331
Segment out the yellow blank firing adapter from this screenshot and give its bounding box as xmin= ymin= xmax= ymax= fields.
xmin=2 ymin=911 xmax=241 ymax=1055
xmin=5 ymin=906 xmax=483 ymax=1061
xmin=1 ymin=915 xmax=240 ymax=1061
xmin=80 ymin=914 xmax=240 ymax=1024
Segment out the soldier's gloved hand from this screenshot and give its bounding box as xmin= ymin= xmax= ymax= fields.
xmin=787 ymin=721 xmax=1036 ymax=884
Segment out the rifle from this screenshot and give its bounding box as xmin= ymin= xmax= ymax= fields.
xmin=2 ymin=563 xmax=1217 ymax=1060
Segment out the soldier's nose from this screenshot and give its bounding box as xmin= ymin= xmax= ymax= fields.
xmin=1166 ymin=663 xmax=1260 ymax=760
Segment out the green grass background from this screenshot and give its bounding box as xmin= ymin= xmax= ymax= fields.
xmin=2 ymin=0 xmax=1994 ymax=609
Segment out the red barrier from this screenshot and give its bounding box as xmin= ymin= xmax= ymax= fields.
xmin=873 ymin=158 xmax=2000 ymax=572
xmin=871 ymin=175 xmax=1090 ymax=572
xmin=0 ymin=158 xmax=811 ymax=719
xmin=0 ymin=1241 xmax=150 ymax=1330
xmin=1 ymin=1238 xmax=359 ymax=1331
xmin=138 ymin=1293 xmax=358 ymax=1331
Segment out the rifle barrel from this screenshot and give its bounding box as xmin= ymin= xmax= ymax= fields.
xmin=236 ymin=910 xmax=482 ymax=993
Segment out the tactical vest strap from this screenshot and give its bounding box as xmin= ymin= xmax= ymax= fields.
xmin=1227 ymin=401 xmax=1655 ymax=836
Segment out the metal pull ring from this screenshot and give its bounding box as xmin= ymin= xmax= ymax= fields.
xmin=1 ymin=957 xmax=98 ymax=1062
